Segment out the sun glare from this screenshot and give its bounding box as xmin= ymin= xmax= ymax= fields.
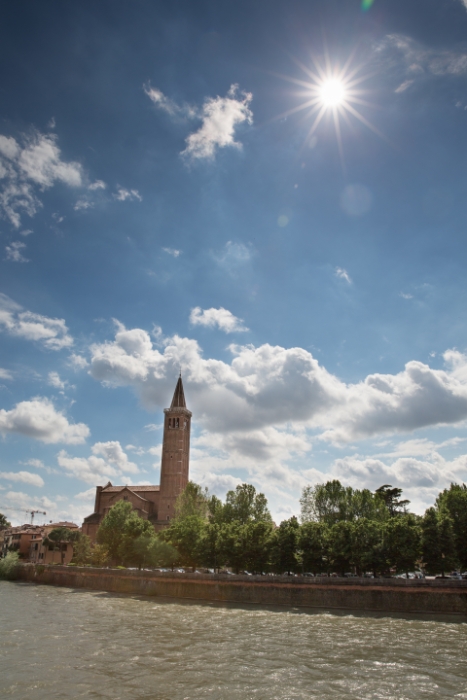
xmin=319 ymin=79 xmax=346 ymax=107
xmin=276 ymin=51 xmax=382 ymax=163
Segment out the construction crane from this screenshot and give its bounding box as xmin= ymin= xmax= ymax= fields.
xmin=26 ymin=510 xmax=47 ymax=525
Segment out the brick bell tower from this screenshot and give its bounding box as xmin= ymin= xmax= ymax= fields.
xmin=158 ymin=374 xmax=192 ymax=524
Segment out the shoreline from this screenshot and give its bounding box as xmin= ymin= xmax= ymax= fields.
xmin=15 ymin=564 xmax=467 ymax=617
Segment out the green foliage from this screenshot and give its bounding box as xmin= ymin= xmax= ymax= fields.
xmin=212 ymin=484 xmax=272 ymax=525
xmin=299 ymin=521 xmax=328 ymax=574
xmin=91 ymin=544 xmax=110 ymax=567
xmin=375 ymin=485 xmax=410 ymax=516
xmin=71 ymin=533 xmax=92 ymax=566
xmin=162 ymin=514 xmax=204 ymax=569
xmin=383 ymin=515 xmax=421 ymax=574
xmin=96 ymin=501 xmax=135 ymax=562
xmin=175 ymin=481 xmax=209 ymax=520
xmin=436 ymin=483 xmax=467 ymax=570
xmin=0 ymin=551 xmax=20 ymax=580
xmin=273 ymin=517 xmax=301 ymax=575
xmin=421 ymin=507 xmax=457 ymax=575
xmin=300 ymin=480 xmax=388 ymax=525
xmin=0 ymin=512 xmax=11 ymax=529
xmin=327 ymin=521 xmax=354 ymax=575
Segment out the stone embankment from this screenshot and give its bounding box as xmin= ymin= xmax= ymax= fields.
xmin=17 ymin=565 xmax=467 ymax=616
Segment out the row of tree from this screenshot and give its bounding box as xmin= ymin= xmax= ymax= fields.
xmin=83 ymin=480 xmax=467 ymax=576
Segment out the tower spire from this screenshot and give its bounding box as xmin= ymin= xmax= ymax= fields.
xmin=170 ymin=374 xmax=186 ymax=409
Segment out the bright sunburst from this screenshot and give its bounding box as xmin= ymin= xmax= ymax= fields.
xmin=277 ymin=52 xmax=381 ymax=160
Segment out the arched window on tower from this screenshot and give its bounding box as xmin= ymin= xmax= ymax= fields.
xmin=168 ymin=418 xmax=172 ymax=428
xmin=176 ymin=417 xmax=179 ymax=428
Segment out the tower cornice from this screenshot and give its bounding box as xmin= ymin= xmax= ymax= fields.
xmin=163 ymin=407 xmax=192 ymax=417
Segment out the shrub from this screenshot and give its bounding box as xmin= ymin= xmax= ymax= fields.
xmin=0 ymin=552 xmax=20 ymax=580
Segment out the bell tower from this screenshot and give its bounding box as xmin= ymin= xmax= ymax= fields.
xmin=158 ymin=375 xmax=192 ymax=524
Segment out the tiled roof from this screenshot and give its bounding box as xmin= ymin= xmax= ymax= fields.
xmin=102 ymin=485 xmax=160 ymax=492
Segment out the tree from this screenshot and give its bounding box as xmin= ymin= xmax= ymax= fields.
xmin=0 ymin=551 xmax=20 ymax=579
xmin=0 ymin=512 xmax=11 ymax=530
xmin=327 ymin=521 xmax=353 ymax=575
xmin=175 ymin=482 xmax=209 ymax=520
xmin=96 ymin=501 xmax=134 ymax=562
xmin=118 ymin=512 xmax=154 ymax=566
xmin=273 ymin=517 xmax=301 ymax=575
xmin=383 ymin=516 xmax=421 ymax=575
xmin=43 ymin=527 xmax=79 ymax=565
xmin=421 ymin=507 xmax=457 ymax=576
xmin=242 ymin=521 xmax=274 ymax=573
xmin=375 ymin=485 xmax=410 ymax=517
xmin=91 ymin=544 xmax=109 ymax=567
xmin=71 ymin=533 xmax=92 ymax=566
xmin=349 ymin=519 xmax=383 ymax=576
xmin=299 ymin=521 xmax=328 ymax=574
xmin=162 ymin=514 xmax=205 ymax=570
xmin=198 ymin=522 xmax=224 ymax=571
xmin=300 ymin=480 xmax=346 ymax=525
xmin=222 ymin=484 xmax=272 ymax=525
xmin=436 ymin=483 xmax=467 ymax=570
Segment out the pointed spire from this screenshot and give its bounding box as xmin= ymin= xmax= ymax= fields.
xmin=170 ymin=374 xmax=186 ymax=409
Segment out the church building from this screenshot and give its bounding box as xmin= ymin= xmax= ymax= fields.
xmin=82 ymin=375 xmax=192 ymax=541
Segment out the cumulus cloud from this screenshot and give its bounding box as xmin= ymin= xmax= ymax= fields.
xmin=6 ymin=490 xmax=54 ymax=512
xmin=182 ymin=84 xmax=253 ymax=161
xmin=190 ymin=306 xmax=249 ymax=333
xmin=145 ymin=83 xmax=253 ymax=161
xmin=162 ymin=247 xmax=181 ymax=257
xmin=0 ymin=471 xmax=44 ymax=487
xmin=113 ymin=187 xmax=142 ymax=202
xmin=0 ymin=368 xmax=13 ymax=380
xmin=5 ymin=241 xmax=29 ymax=262
xmin=89 ymin=324 xmax=467 ymax=448
xmin=0 ymin=397 xmax=89 ymax=444
xmin=68 ymin=354 xmax=89 ymax=370
xmin=0 ymin=131 xmax=82 ymax=227
xmin=0 ymin=293 xmax=73 ymax=350
xmin=57 ymin=440 xmax=138 ymax=485
xmin=88 ymin=179 xmax=106 ymax=191
xmin=48 ymin=372 xmax=66 ymax=390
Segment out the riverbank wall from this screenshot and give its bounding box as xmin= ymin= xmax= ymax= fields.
xmin=16 ymin=564 xmax=467 ymax=616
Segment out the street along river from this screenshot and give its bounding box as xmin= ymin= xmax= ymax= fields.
xmin=1 ymin=581 xmax=467 ymax=699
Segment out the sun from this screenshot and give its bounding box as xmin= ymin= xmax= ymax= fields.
xmin=275 ymin=51 xmax=382 ymax=160
xmin=319 ymin=79 xmax=346 ymax=107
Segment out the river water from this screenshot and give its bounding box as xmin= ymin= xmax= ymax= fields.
xmin=1 ymin=582 xmax=467 ymax=700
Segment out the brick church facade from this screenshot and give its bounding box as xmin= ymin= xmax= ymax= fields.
xmin=82 ymin=375 xmax=192 ymax=541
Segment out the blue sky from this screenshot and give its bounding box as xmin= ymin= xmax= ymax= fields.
xmin=2 ymin=0 xmax=467 ymax=525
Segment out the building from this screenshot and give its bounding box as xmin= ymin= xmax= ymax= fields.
xmin=82 ymin=375 xmax=192 ymax=541
xmin=29 ymin=521 xmax=79 ymax=565
xmin=2 ymin=524 xmax=44 ymax=559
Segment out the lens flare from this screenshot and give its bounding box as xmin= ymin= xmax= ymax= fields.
xmin=361 ymin=0 xmax=375 ymax=10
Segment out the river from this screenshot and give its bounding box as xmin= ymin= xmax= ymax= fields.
xmin=1 ymin=581 xmax=467 ymax=699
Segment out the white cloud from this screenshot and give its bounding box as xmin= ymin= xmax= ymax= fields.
xmin=68 ymin=354 xmax=89 ymax=370
xmin=74 ymin=199 xmax=93 ymax=211
xmin=88 ymin=180 xmax=106 ymax=191
xmin=335 ymin=267 xmax=352 ymax=284
xmin=58 ymin=441 xmax=138 ymax=485
xmin=91 ymin=441 xmax=138 ymax=474
xmin=144 ymin=85 xmax=188 ymax=117
xmin=6 ymin=490 xmax=54 ymax=512
xmin=74 ymin=487 xmax=96 ymax=501
xmin=215 ymin=241 xmax=252 ymax=274
xmin=0 ymin=293 xmax=73 ymax=350
xmin=375 ymin=34 xmax=467 ymax=92
xmin=19 ymin=229 xmax=33 ymax=237
xmin=0 ymin=368 xmax=13 ymax=380
xmin=47 ymin=372 xmax=73 ymax=391
xmin=400 ymin=292 xmax=413 ymax=300
xmin=22 ymin=458 xmax=59 ymax=475
xmin=190 ymin=306 xmax=249 ymax=333
xmin=5 ymin=241 xmax=28 ymax=262
xmin=0 ymin=397 xmax=89 ymax=444
xmin=182 ymin=84 xmax=253 ymax=161
xmin=0 ymin=471 xmax=44 ymax=487
xmin=0 ymin=131 xmax=82 ymax=227
xmin=89 ymin=324 xmax=467 ymax=448
xmin=113 ymin=187 xmax=142 ymax=202
xmin=162 ymin=247 xmax=181 ymax=257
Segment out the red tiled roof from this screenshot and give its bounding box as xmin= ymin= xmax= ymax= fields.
xmin=102 ymin=485 xmax=160 ymax=492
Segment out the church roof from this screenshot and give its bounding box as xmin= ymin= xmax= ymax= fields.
xmin=170 ymin=375 xmax=187 ymax=409
xmin=102 ymin=485 xmax=160 ymax=493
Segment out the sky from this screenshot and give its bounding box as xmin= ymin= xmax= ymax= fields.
xmin=2 ymin=0 xmax=467 ymax=526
